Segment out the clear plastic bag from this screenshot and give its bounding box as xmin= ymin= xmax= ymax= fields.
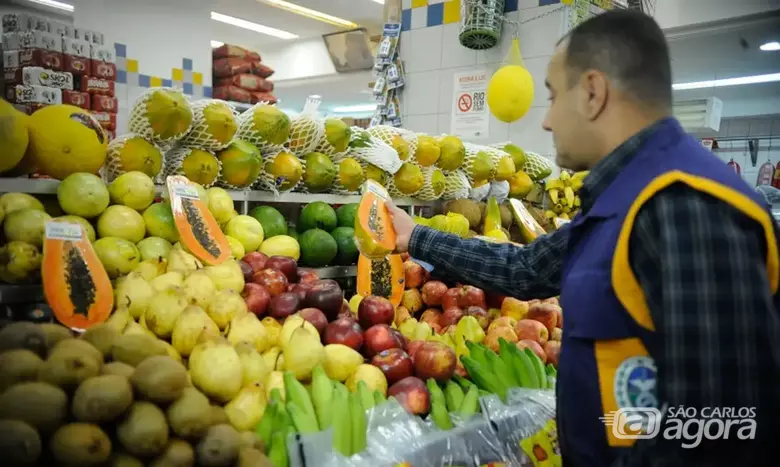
xmin=349 ymin=127 xmax=403 ymax=174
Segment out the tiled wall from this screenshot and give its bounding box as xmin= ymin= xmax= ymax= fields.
xmin=400 ymin=1 xmax=571 ymax=158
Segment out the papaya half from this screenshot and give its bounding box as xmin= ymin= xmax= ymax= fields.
xmin=42 ymin=221 xmax=113 ymax=330
xmin=166 ymin=175 xmax=231 ymax=266
xmin=357 ymin=253 xmax=404 ymax=306
xmin=354 ymin=180 xmax=396 ymax=260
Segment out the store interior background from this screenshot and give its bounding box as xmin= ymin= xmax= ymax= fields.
xmin=2 ymin=0 xmax=778 ymax=185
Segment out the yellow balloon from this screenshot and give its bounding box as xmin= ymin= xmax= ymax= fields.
xmin=487 ymin=65 xmax=534 ymax=123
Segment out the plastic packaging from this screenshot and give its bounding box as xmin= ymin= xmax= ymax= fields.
xmin=354 ymin=180 xmax=396 ymax=260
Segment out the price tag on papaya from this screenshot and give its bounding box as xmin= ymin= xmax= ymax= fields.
xmin=519 ymin=420 xmax=562 ymax=467
xmin=166 ymin=176 xmax=231 ymax=266
xmin=42 ymin=221 xmax=114 ymax=331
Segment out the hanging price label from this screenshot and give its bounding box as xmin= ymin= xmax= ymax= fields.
xmin=45 ymin=222 xmax=83 ymax=241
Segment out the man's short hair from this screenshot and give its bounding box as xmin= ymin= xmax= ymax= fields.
xmin=561 ymin=9 xmax=672 ymax=110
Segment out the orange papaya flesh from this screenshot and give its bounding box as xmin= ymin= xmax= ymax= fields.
xmin=357 ymin=253 xmax=404 ymax=306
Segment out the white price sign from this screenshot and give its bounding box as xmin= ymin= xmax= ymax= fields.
xmin=450 ymin=69 xmax=489 ymax=140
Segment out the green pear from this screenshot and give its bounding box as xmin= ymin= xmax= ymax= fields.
xmin=279 ymin=315 xmax=318 ymax=349
xmin=227 ymin=313 xmax=269 ymax=353
xmin=323 ymin=344 xmax=364 ymax=382
xmin=235 ymin=342 xmax=271 ymax=387
xmin=189 ymin=337 xmax=242 ymax=403
xmin=224 ymin=383 xmax=267 ymax=432
xmin=166 ymin=247 xmax=202 ymax=275
xmin=283 ymin=327 xmax=324 ymax=381
xmin=171 ymin=305 xmax=219 ymax=357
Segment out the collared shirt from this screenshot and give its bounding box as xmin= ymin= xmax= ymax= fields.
xmin=408 ymin=120 xmax=779 ymax=466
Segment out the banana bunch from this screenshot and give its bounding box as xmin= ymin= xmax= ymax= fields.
xmin=544 ymin=170 xmax=589 ymax=220
xmin=255 ymin=366 xmax=383 ymax=465
xmin=460 ymin=340 xmax=556 ymax=402
xmin=426 ymin=377 xmax=481 ymax=430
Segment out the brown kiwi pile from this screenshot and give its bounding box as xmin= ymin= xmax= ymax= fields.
xmin=0 ymin=321 xmax=271 ymax=466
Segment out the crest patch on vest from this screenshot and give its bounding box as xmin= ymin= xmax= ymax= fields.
xmin=614 ymin=356 xmax=658 ymax=410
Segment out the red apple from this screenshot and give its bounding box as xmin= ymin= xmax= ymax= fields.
xmin=298 ymin=308 xmax=328 ymax=335
xmin=421 ymin=281 xmax=447 ymax=307
xmin=268 ymin=292 xmax=301 ymax=320
xmin=413 ymin=341 xmax=457 ymax=382
xmin=441 ymin=287 xmax=460 ymax=311
xmin=514 ymin=319 xmax=549 ymax=344
xmin=324 ymin=318 xmax=364 ymax=351
xmin=298 ymin=270 xmax=319 ymax=284
xmin=403 ymin=260 xmax=425 ymax=289
xmin=526 ymin=303 xmax=560 ymax=333
xmin=406 ymin=340 xmax=425 ymax=362
xmin=429 ymin=322 xmax=443 ymax=335
xmin=465 ymin=306 xmax=490 ymax=330
xmin=242 ymin=252 xmax=268 ymax=274
xmin=239 ymin=261 xmax=253 ymax=282
xmin=364 ymin=324 xmax=404 ymax=358
xmin=252 ymin=268 xmax=288 ymax=297
xmin=357 ymin=295 xmax=395 ymax=330
xmin=440 ymin=307 xmax=464 ymax=328
xmin=388 ymin=376 xmax=430 ymax=415
xmin=457 ymin=286 xmax=486 ymax=309
xmin=419 ymin=309 xmax=442 ymax=328
xmin=265 ymin=256 xmax=297 ymax=283
xmin=305 ymin=280 xmax=344 ymax=322
xmin=390 ymin=328 xmax=407 ymax=350
xmin=517 ymin=339 xmax=547 ymax=363
xmin=543 ymin=340 xmax=561 ymax=366
xmin=371 ymin=348 xmax=414 ymax=385
xmin=289 ymin=282 xmax=314 ymax=301
xmin=241 ymin=283 xmax=271 ymax=316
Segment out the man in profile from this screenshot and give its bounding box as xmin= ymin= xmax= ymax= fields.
xmin=389 ymin=9 xmax=780 ymax=466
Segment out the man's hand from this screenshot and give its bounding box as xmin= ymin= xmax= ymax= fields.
xmin=387 ymin=202 xmax=415 ymax=253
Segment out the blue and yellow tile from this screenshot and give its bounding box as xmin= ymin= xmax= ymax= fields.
xmin=149 ymin=76 xmax=163 ymax=87
xmin=126 ymin=59 xmax=139 ymax=73
xmin=192 ymin=72 xmax=203 ymax=86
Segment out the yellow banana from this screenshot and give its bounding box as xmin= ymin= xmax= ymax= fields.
xmin=545 ymin=210 xmax=556 ymax=219
xmin=548 ymin=189 xmax=560 ymax=205
xmin=570 ymin=179 xmax=584 ymax=191
xmin=574 ymin=195 xmax=581 ymax=207
xmin=571 ymin=170 xmax=589 ymax=183
xmin=553 ymin=203 xmax=565 ymax=215
xmin=546 ymin=178 xmax=564 ymax=191
xmin=559 ymin=212 xmax=570 ymax=220
xmin=559 ymin=171 xmax=571 ymax=184
xmin=562 ymin=205 xmax=572 ymax=214
xmin=564 ymin=186 xmax=575 ymax=208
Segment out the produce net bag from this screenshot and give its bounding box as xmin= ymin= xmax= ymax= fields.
xmin=349 ymin=127 xmax=403 ymax=175
xmin=104 ymin=133 xmax=164 ymax=183
xmin=331 ymin=152 xmax=367 ymax=194
xmin=214 ymin=140 xmax=264 ymax=190
xmin=129 ymin=87 xmax=194 ymax=145
xmin=253 ymin=148 xmax=305 ymax=195
xmin=386 ymin=161 xmax=425 ymax=198
xmin=463 ymin=142 xmax=503 ymax=185
xmin=442 ymin=170 xmax=471 ymax=200
xmin=415 ymin=166 xmax=447 ymax=201
xmin=314 ymin=117 xmax=352 ymax=156
xmin=287 ymin=96 xmax=325 ymax=156
xmin=235 ymin=102 xmax=292 ymax=152
xmin=487 ymin=37 xmax=534 ymax=124
xmin=162 ymin=145 xmax=221 ymax=188
xmin=178 ymin=99 xmax=239 ymax=151
xmin=367 ymin=124 xmax=418 ymax=161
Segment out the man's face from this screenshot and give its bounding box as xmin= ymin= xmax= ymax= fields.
xmin=542 ymin=44 xmax=602 ymax=171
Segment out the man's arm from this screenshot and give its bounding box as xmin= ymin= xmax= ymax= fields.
xmin=407 ymin=225 xmax=568 ymax=299
xmin=616 ymin=184 xmax=779 ymax=466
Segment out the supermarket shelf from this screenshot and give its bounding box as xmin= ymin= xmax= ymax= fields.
xmin=304 ymin=266 xmax=356 ymax=279
xmin=0 ymin=178 xmax=437 ymax=207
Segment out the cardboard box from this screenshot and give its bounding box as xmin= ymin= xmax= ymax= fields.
xmin=14 ymin=84 xmax=62 ymax=105
xmin=74 ymin=29 xmax=104 ymax=45
xmin=3 ymin=31 xmax=59 ymax=51
xmin=62 ymin=90 xmax=91 ymax=110
xmin=61 ymin=37 xmax=91 ymax=58
xmin=2 ymin=13 xmax=50 ymax=34
xmin=80 ymin=76 xmax=114 ymax=96
xmin=22 ymin=67 xmax=74 ymax=90
xmin=18 ymin=49 xmax=65 ymax=71
xmin=90 ymin=45 xmax=114 ymax=63
xmin=91 ymin=60 xmax=116 ymax=81
xmin=4 ymin=50 xmax=20 ymax=69
xmin=91 ymin=111 xmax=116 ymax=130
xmin=91 ymin=95 xmax=118 ymax=113
xmin=63 ymin=54 xmax=90 ymax=76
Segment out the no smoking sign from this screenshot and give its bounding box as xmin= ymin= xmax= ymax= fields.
xmin=458 ymin=93 xmax=472 ymax=112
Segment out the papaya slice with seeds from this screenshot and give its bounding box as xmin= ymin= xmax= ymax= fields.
xmin=42 ymin=221 xmax=113 ymax=331
xmin=354 ymin=180 xmax=396 ymax=260
xmin=166 ymin=175 xmax=231 ymax=266
xmin=357 ymin=253 xmax=404 ymax=306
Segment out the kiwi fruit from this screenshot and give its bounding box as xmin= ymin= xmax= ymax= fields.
xmin=117 ymin=401 xmax=169 ymax=458
xmin=196 ymin=424 xmax=241 ymax=467
xmin=0 ymin=348 xmax=43 ymax=391
xmin=38 ymin=323 xmax=73 ymax=352
xmin=50 ymin=338 xmax=104 ymax=366
xmin=38 ymin=345 xmax=102 ymax=390
xmin=102 ymin=361 xmax=136 ymax=378
xmin=167 ymin=387 xmax=212 ymax=438
xmin=237 ymin=447 xmax=272 ymax=467
xmin=112 ymin=334 xmax=168 ymax=367
xmin=149 ymin=439 xmax=195 ymax=467
xmin=108 ymin=452 xmax=145 ymax=467
xmin=50 ymin=423 xmax=111 ymax=466
xmin=130 ymin=355 xmax=188 ymax=403
xmin=0 ymin=419 xmax=42 ymax=466
xmin=0 ymin=321 xmax=47 ymax=357
xmin=210 ymin=404 xmax=228 ymax=425
xmin=0 ymin=381 xmax=68 ymax=433
xmin=72 ymin=374 xmax=134 ymax=422
xmin=80 ymin=324 xmax=120 ymax=359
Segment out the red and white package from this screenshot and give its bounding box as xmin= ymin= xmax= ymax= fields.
xmin=22 ymin=67 xmax=73 ymax=90
xmin=217 ymin=73 xmax=273 ymax=92
xmin=61 ymin=37 xmax=90 ymax=58
xmin=91 ymin=60 xmax=117 ymax=81
xmin=757 ymin=161 xmax=775 ymax=187
xmin=63 ymin=54 xmax=90 ymax=76
xmin=4 ymin=68 xmax=22 ymax=86
xmin=91 ymin=111 xmax=116 ymax=131
xmin=212 ymin=44 xmax=260 ymax=62
xmin=251 ymin=92 xmax=277 ymax=105
xmin=213 ymin=58 xmax=252 ymax=78
xmin=18 ymin=49 xmax=64 ymax=71
xmin=213 ymin=85 xmax=252 ymax=103
xmin=15 ymin=84 xmax=62 ymax=105
xmin=80 ymin=76 xmax=115 ymax=96
xmin=92 ymin=95 xmax=118 ymax=112
xmin=252 ymin=62 xmax=274 ymax=79
xmin=62 ymin=90 xmax=91 ymax=110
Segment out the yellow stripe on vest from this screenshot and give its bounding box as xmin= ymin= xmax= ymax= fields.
xmin=612 ymin=171 xmax=780 ymax=331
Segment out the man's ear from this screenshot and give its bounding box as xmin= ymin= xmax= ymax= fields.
xmin=579 ymin=70 xmax=608 ymax=121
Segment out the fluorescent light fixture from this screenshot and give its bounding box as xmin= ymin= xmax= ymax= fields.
xmin=257 ymin=0 xmax=357 ymax=28
xmin=371 ymin=0 xmax=386 ymax=4
xmin=760 ymin=41 xmax=780 ymax=51
xmin=26 ymin=0 xmax=73 ymax=12
xmin=211 ymin=40 xmax=224 ymax=48
xmin=672 ymin=73 xmax=780 ymax=90
xmin=210 ymin=12 xmax=298 ymax=40
xmin=332 ymin=104 xmax=377 ymax=113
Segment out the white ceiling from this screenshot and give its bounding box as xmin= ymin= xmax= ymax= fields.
xmin=211 ymin=0 xmax=384 ymax=50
